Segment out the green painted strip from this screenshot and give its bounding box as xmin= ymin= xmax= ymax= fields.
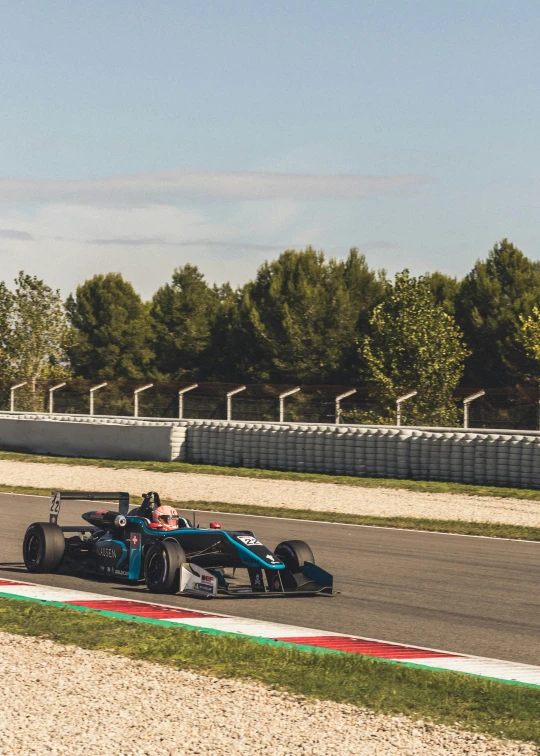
xmin=0 ymin=590 xmax=339 ymax=654
xmin=1 ymin=589 xmax=538 ymax=690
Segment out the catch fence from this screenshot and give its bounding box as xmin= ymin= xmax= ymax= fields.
xmin=1 ymin=381 xmax=539 ymax=430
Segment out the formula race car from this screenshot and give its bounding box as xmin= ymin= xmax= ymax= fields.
xmin=22 ymin=491 xmax=334 ymax=598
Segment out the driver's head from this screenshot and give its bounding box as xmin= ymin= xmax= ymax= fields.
xmin=151 ymin=505 xmax=179 ymax=530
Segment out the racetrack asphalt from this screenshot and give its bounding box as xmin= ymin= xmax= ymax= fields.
xmin=1 ymin=493 xmax=539 ymax=666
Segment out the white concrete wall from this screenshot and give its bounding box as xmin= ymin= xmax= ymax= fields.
xmin=1 ymin=412 xmax=539 ymax=488
xmin=0 ymin=413 xmax=187 ymax=462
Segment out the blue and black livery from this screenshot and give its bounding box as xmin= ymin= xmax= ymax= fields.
xmin=22 ymin=491 xmax=334 ymax=597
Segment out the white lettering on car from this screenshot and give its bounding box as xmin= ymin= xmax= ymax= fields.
xmin=96 ymin=546 xmax=118 ymax=559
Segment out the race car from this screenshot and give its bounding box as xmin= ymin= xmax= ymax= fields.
xmin=22 ymin=491 xmax=334 ymax=598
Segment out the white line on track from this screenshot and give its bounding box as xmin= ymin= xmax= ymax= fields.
xmin=2 ymin=490 xmax=540 ymax=544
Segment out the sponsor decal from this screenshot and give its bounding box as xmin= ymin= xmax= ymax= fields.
xmin=248 ymin=567 xmax=265 ymax=591
xmin=237 ymin=535 xmax=262 ymax=546
xmin=128 ymin=533 xmax=142 ymax=579
xmin=265 ymin=554 xmax=281 ymax=564
xmin=180 ymin=564 xmax=218 ymax=596
xmin=96 ymin=546 xmax=118 ymax=559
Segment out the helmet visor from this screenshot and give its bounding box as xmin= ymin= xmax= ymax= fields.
xmin=158 ymin=514 xmax=178 ymax=527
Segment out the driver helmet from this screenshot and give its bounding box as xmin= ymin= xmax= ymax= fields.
xmin=150 ymin=505 xmax=179 ymax=530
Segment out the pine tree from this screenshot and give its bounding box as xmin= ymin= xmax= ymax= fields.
xmin=423 ymin=271 xmax=460 ymax=317
xmin=456 ymin=239 xmax=540 ymax=386
xmin=229 ymin=247 xmax=384 ymax=384
xmin=150 ymin=264 xmax=220 ymax=379
xmin=66 ymin=273 xmax=154 ymax=379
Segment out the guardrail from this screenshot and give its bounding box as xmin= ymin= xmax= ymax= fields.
xmin=0 ymin=412 xmax=539 ymax=488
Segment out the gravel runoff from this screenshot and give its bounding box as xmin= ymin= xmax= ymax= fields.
xmin=1 ymin=459 xmax=540 ymax=526
xmin=0 ymin=632 xmax=535 ymax=756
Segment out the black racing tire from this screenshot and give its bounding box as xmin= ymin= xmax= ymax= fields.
xmin=144 ymin=540 xmax=185 ymax=594
xmin=274 ymin=540 xmax=314 ymax=572
xmin=23 ymin=522 xmax=65 ymax=573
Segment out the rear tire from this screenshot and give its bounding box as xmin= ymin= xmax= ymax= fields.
xmin=144 ymin=540 xmax=185 ymax=594
xmin=23 ymin=522 xmax=65 ymax=573
xmin=274 ymin=540 xmax=314 ymax=572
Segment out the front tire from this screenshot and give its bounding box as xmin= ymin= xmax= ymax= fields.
xmin=144 ymin=540 xmax=185 ymax=594
xmin=23 ymin=522 xmax=65 ymax=573
xmin=274 ymin=540 xmax=314 ymax=572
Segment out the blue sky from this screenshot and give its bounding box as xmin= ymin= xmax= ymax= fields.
xmin=1 ymin=0 xmax=539 ymax=297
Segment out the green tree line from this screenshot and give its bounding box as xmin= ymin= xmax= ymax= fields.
xmin=2 ymin=238 xmax=540 ymax=424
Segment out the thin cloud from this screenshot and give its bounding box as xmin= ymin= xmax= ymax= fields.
xmin=89 ymin=236 xmax=166 ymax=246
xmin=87 ymin=235 xmax=285 ymax=252
xmin=177 ymin=239 xmax=284 ymax=252
xmin=0 ymin=169 xmax=435 ymax=206
xmin=0 ymin=229 xmax=33 ymax=240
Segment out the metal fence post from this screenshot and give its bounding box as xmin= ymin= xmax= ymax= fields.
xmin=10 ymin=382 xmax=27 ymax=412
xmin=226 ymin=386 xmax=246 ymax=421
xmin=463 ymin=390 xmax=485 ymax=429
xmin=396 ymin=390 xmax=418 ymax=426
xmin=89 ymin=382 xmax=108 ymax=415
xmin=335 ymin=389 xmax=356 ymax=424
xmin=279 ymin=387 xmax=300 ymax=422
xmin=49 ymin=383 xmax=67 ymax=414
xmin=178 ymin=384 xmax=198 ymax=419
xmin=134 ymin=384 xmax=153 ymax=418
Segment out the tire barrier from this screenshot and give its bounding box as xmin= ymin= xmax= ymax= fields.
xmin=1 ymin=412 xmax=540 ymax=488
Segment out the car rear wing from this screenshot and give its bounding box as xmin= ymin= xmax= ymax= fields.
xmin=49 ymin=491 xmax=130 ymax=525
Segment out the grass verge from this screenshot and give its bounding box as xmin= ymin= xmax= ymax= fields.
xmin=2 ymin=482 xmax=540 ymax=541
xmin=0 ymin=597 xmax=538 ymax=745
xmin=1 ymin=448 xmax=540 ymax=501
